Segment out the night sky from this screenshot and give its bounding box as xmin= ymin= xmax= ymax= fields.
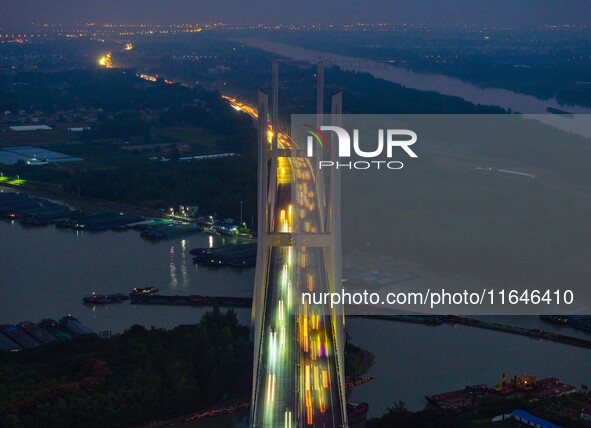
xmin=0 ymin=0 xmax=590 ymax=29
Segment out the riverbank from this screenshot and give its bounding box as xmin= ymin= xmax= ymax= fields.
xmin=0 ymin=181 xmax=179 ymax=222
xmin=0 ymin=185 xmax=255 ymax=243
xmin=0 ymin=309 xmax=253 ymax=428
xmin=238 ymin=37 xmax=591 ymax=116
xmin=2 ymin=220 xmax=591 ymax=418
xmin=239 ymin=37 xmax=591 ymax=139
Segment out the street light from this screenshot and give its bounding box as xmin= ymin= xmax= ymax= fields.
xmin=240 ymin=200 xmax=243 ymax=226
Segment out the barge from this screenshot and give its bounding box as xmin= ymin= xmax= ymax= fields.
xmin=83 ymin=292 xmax=129 ymax=305
xmin=130 ymin=294 xmax=253 ymax=308
xmin=191 ymin=242 xmax=257 ymax=267
xmin=140 ymin=222 xmax=202 ymax=240
xmin=427 ymin=373 xmax=576 ymax=412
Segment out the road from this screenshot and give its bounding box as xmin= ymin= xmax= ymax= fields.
xmin=226 ymin=95 xmax=345 ymax=427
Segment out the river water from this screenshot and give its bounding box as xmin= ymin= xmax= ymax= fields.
xmin=2 ymin=219 xmax=591 ymax=420
xmin=0 ymin=218 xmax=255 ymax=334
xmin=239 ymin=38 xmax=591 ymax=115
xmin=2 ymin=39 xmax=590 ymax=427
xmin=239 ymin=38 xmax=591 ymax=138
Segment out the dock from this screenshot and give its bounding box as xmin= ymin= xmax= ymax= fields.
xmin=426 ymin=373 xmax=576 ymax=412
xmin=130 ymin=294 xmax=253 ymax=308
xmin=140 ymin=222 xmax=203 ymax=240
xmin=191 ymin=242 xmax=256 ymax=267
xmin=362 ymin=314 xmax=591 ymax=350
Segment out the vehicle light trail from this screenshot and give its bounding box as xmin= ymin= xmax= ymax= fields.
xmin=245 ymin=63 xmax=347 ymax=427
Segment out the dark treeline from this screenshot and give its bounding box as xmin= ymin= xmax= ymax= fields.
xmin=0 ymin=309 xmax=252 ymax=428
xmin=72 ymin=153 xmax=257 ymax=218
xmin=368 ymin=402 xmax=464 ymax=428
xmin=128 ymin=35 xmax=505 ymax=116
xmin=0 ymin=309 xmax=373 ymax=428
xmin=1 ymin=68 xmax=258 ymax=218
xmin=281 ymin=66 xmax=506 ymax=116
xmin=4 ymin=145 xmax=258 ymax=218
xmin=0 ymin=69 xmax=204 ymax=113
xmin=367 ymin=396 xmax=583 ymax=428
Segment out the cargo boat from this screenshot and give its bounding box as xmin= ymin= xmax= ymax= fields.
xmin=130 ymin=286 xmax=159 ymax=296
xmin=55 ymin=218 xmax=79 ymax=229
xmin=130 ymin=219 xmax=173 ymax=231
xmin=7 ymin=203 xmax=65 ymax=218
xmin=0 ymin=195 xmax=64 ymax=218
xmin=82 ymin=213 xmax=144 ymax=231
xmin=192 ymin=243 xmax=257 ymax=267
xmin=20 ymin=208 xmax=76 ymax=226
xmin=141 ymin=222 xmax=202 ymax=240
xmin=447 ymin=315 xmax=591 ymax=350
xmin=427 ymin=374 xmax=576 ymax=412
xmin=362 ymin=314 xmax=445 ymax=325
xmin=56 ymin=212 xmax=143 ymax=231
xmin=426 ymin=384 xmax=489 ymax=412
xmin=83 ymin=292 xmax=129 ymax=305
xmin=490 ymin=373 xmax=576 ymax=398
xmin=540 ymin=314 xmax=591 ymax=331
xmin=130 ymin=294 xmax=253 ymax=308
xmin=539 ymin=315 xmax=570 ymax=325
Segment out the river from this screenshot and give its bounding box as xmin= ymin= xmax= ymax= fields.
xmin=0 ymin=218 xmax=254 ymax=334
xmin=238 ymin=38 xmax=591 ymax=138
xmin=2 ymin=219 xmax=591 ymax=420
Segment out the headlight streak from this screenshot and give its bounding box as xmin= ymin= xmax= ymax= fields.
xmin=242 ymin=93 xmax=341 ymax=426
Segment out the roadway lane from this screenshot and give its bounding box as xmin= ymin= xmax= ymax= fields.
xmin=226 ymin=96 xmax=345 ymax=427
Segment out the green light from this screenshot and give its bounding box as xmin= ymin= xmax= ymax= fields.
xmin=7 ymin=179 xmax=26 ymax=185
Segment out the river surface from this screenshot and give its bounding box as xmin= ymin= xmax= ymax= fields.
xmin=0 ymin=218 xmax=255 ymax=333
xmin=2 ymin=39 xmax=590 ymax=427
xmin=2 ymin=219 xmax=591 ymax=421
xmin=239 ymin=38 xmax=591 ymax=138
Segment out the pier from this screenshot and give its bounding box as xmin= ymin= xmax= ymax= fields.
xmin=363 ymin=314 xmax=591 ymax=350
xmin=129 ymin=294 xmax=253 ymax=308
